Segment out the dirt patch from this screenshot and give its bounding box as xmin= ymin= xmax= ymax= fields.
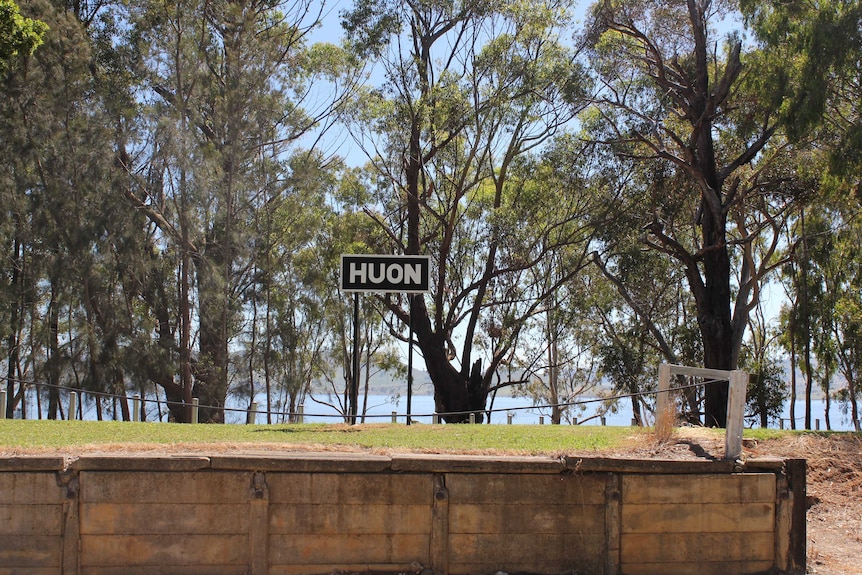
xmin=3 ymin=428 xmax=860 ymax=574
xmin=745 ymin=433 xmax=862 ymax=575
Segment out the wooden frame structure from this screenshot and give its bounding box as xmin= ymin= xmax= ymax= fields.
xmin=656 ymin=363 xmax=748 ymax=460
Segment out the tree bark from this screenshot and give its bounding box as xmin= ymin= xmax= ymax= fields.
xmin=5 ymin=235 xmax=22 ymax=419
xmin=47 ymin=280 xmax=61 ymax=420
xmin=696 ymin=206 xmax=733 ymax=427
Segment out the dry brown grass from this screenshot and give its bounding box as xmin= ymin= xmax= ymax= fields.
xmin=745 ymin=434 xmax=862 ymax=575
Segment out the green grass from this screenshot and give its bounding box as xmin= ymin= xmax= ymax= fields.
xmin=0 ymin=419 xmax=639 ymax=454
xmin=3 ymin=420 xmax=853 ymax=456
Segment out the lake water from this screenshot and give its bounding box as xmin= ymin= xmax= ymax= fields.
xmin=258 ymin=394 xmax=860 ymax=431
xmin=15 ymin=385 xmax=857 ymax=430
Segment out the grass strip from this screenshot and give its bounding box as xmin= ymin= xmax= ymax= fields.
xmin=1 ymin=419 xmax=640 ymax=454
xmin=2 ymin=420 xmax=847 ymax=456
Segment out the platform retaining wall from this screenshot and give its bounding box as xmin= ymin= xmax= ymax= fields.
xmin=0 ymin=453 xmax=805 ymax=575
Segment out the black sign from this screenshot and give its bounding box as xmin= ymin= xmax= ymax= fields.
xmin=340 ymin=254 xmax=431 ymax=293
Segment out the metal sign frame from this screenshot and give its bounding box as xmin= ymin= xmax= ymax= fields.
xmin=340 ymin=254 xmax=431 ymax=293
xmin=340 ymin=254 xmax=431 ymax=425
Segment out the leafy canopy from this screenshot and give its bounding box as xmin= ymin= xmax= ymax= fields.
xmin=0 ymin=0 xmax=48 ymax=71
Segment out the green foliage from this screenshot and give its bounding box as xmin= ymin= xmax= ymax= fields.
xmin=740 ymin=350 xmax=787 ymax=428
xmin=778 ymin=195 xmax=862 ymax=429
xmin=741 ymin=0 xmax=862 ymax=138
xmin=340 ymin=0 xmax=402 ymax=58
xmin=0 ymin=0 xmax=859 ymax=431
xmin=0 ymin=0 xmax=47 ymax=71
xmin=742 ymin=0 xmax=862 ymax=202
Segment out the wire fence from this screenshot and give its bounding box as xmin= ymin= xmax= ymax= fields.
xmin=0 ymin=374 xmax=717 ymax=426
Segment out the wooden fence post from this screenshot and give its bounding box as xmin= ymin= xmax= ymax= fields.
xmin=724 ymin=370 xmax=748 ymax=460
xmin=656 ymin=363 xmax=672 ymax=434
xmin=69 ymin=391 xmax=77 ymax=421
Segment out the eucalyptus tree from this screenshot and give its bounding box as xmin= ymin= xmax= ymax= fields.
xmin=510 ymin=267 xmax=606 ymax=425
xmin=341 ymin=0 xmax=593 ymax=422
xmin=805 ymin=213 xmax=842 ymax=430
xmin=742 ymin=0 xmax=861 ymax=430
xmin=309 ymin=166 xmax=412 ymax=422
xmin=126 ymin=0 xmax=354 ymax=421
xmin=486 ymin=136 xmax=622 ymax=425
xmin=830 ymin=216 xmax=862 ymax=431
xmin=739 ymin=289 xmax=785 ymax=428
xmin=589 ymin=173 xmax=708 ymax=424
xmin=243 ymin=153 xmax=356 ymax=423
xmin=583 ymin=0 xmax=802 ymax=426
xmin=592 ymin=244 xmax=706 ymax=425
xmin=780 ymin=200 xmax=862 ymax=430
xmin=741 ymin=0 xmax=862 ymax=194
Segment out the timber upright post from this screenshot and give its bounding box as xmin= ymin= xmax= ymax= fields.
xmin=724 ymin=370 xmax=748 ymax=460
xmin=656 ymin=363 xmax=749 ymax=460
xmin=656 ymin=363 xmax=672 ymax=434
xmin=69 ymin=391 xmax=77 ymax=421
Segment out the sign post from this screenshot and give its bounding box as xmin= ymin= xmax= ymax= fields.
xmin=340 ymin=255 xmax=431 ymax=425
xmin=351 ymin=292 xmax=360 ymax=425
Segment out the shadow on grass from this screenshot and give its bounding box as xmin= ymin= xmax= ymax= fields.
xmin=252 ymin=425 xmax=362 ymax=434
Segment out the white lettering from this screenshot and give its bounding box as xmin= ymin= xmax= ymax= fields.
xmin=344 ymin=257 xmax=428 ymax=291
xmin=369 ymin=262 xmax=386 ymax=283
xmin=402 ymin=263 xmax=421 ymax=285
xmin=387 ymin=265 xmax=403 ymax=284
xmin=349 ymin=262 xmax=367 ymax=284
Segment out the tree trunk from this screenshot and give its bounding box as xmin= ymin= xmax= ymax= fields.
xmin=193 ymin=251 xmax=230 ymax=424
xmin=690 ymin=196 xmax=733 ymax=427
xmin=699 ymin=317 xmax=732 ymax=427
xmin=849 ymin=375 xmax=861 ymax=432
xmin=789 ymin=310 xmax=798 ymax=430
xmin=547 ymin=303 xmax=561 ymax=425
xmin=349 ymin=294 xmax=360 ymax=424
xmin=114 ymin=369 xmax=130 ymax=422
xmin=631 ymin=396 xmax=643 ymax=426
xmin=5 ymin=235 xmax=22 ymax=419
xmin=669 ymin=1 xmax=752 ymax=428
xmin=179 ymin=231 xmax=194 ymax=421
xmin=47 ymin=281 xmax=61 ymax=420
xmin=263 ymin=257 xmax=273 ymax=424
xmin=193 ymin=336 xmax=229 ymax=423
xmin=800 ymin=210 xmax=813 ymax=429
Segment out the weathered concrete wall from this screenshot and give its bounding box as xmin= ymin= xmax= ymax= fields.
xmin=0 ymin=453 xmax=805 ymax=575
